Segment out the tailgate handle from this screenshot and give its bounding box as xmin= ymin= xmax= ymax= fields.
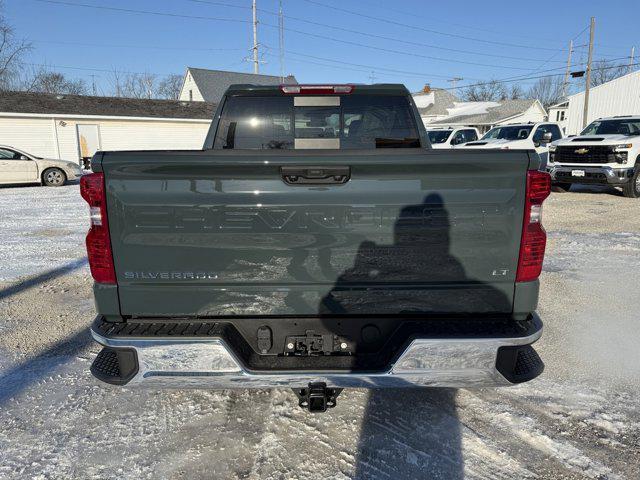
xmin=280 ymin=166 xmax=350 ymax=185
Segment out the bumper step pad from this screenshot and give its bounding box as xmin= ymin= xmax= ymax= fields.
xmin=90 ymin=347 xmax=139 ymax=386
xmin=496 ymin=344 xmax=544 ymax=383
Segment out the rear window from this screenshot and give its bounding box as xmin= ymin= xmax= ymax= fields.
xmin=482 ymin=125 xmax=533 ymax=141
xmin=213 ymin=95 xmax=421 ymax=149
xmin=427 ymin=130 xmax=452 ymax=144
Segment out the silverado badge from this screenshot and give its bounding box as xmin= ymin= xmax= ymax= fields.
xmin=575 ymin=148 xmax=589 ymax=154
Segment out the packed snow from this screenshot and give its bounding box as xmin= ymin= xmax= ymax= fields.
xmin=0 ymin=183 xmax=638 ymax=479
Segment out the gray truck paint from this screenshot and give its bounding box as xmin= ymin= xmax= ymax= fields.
xmin=95 ymin=148 xmax=533 ymax=318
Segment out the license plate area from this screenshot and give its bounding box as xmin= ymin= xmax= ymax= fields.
xmin=571 ymin=170 xmax=586 ymax=177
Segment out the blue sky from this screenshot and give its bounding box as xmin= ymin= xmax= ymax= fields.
xmin=4 ymin=0 xmax=640 ymax=95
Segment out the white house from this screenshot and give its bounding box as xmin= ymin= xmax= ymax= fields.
xmin=556 ymin=69 xmax=640 ymax=135
xmin=548 ymin=100 xmax=569 ymax=133
xmin=0 ymin=91 xmax=216 ymax=164
xmin=423 ymin=98 xmax=547 ymax=134
xmin=179 ymin=67 xmax=297 ymax=103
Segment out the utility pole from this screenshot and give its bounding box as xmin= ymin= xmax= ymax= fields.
xmin=368 ymin=71 xmax=377 ymax=83
xmin=252 ymin=0 xmax=259 ymax=74
xmin=278 ymin=0 xmax=284 ymax=81
xmin=561 ymin=39 xmax=573 ymax=99
xmin=447 ymin=77 xmax=463 ymax=91
xmin=582 ymin=17 xmax=595 ymax=129
xmin=629 ymin=46 xmax=635 ymax=73
xmin=88 ymin=74 xmax=98 ymax=96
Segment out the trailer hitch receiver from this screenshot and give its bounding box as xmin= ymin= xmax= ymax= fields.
xmin=293 ymin=382 xmax=343 ymax=413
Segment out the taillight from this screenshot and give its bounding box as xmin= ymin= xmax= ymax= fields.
xmin=80 ymin=173 xmax=116 ymax=284
xmin=516 ymin=170 xmax=551 ymax=282
xmin=280 ymin=84 xmax=354 ymax=94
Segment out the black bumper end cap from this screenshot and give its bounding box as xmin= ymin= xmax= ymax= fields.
xmin=90 ymin=346 xmax=139 ymax=386
xmin=496 ymin=344 xmax=544 ymax=384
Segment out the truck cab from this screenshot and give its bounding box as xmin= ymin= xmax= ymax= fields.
xmin=426 ymin=126 xmax=480 ymax=148
xmin=457 ymin=122 xmax=564 ymax=167
xmin=548 ymin=116 xmax=640 ymax=197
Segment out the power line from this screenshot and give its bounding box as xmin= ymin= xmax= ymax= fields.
xmin=28 ymin=0 xmax=638 ymax=89
xmin=28 ymin=34 xmax=631 ymax=82
xmin=262 ymin=48 xmax=476 ymax=80
xmin=33 ymin=0 xmax=628 ymax=74
xmin=32 ymin=40 xmax=245 ymax=53
xmin=264 ymin=22 xmax=549 ymax=71
xmin=446 ymin=61 xmax=640 ymax=92
xmin=187 ymin=0 xmax=569 ymax=65
xmin=299 ymin=0 xmax=569 ymax=52
xmin=32 ymin=0 xmax=567 ymax=71
xmin=302 ymin=0 xmax=633 ymax=57
xmin=23 ymin=62 xmax=180 ymax=78
xmin=33 ymin=0 xmax=251 ymax=24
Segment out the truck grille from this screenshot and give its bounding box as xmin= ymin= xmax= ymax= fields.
xmin=555 ymin=145 xmax=614 ymax=164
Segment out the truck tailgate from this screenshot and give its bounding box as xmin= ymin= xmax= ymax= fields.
xmin=98 ymin=149 xmax=529 ymax=317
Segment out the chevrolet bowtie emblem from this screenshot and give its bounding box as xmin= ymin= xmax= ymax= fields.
xmin=575 ymin=148 xmax=589 ymax=154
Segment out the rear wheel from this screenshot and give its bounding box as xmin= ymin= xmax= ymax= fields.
xmin=622 ymin=170 xmax=640 ymax=198
xmin=42 ymin=168 xmax=66 ymax=187
xmin=553 ymin=182 xmax=572 ymax=192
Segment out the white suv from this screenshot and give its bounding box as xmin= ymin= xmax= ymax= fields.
xmin=548 ymin=116 xmax=640 ymax=197
xmin=456 ymin=122 xmax=564 ymax=166
xmin=426 ymin=127 xmax=480 ymax=149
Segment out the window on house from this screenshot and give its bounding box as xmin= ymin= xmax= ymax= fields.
xmin=189 ymin=89 xmax=193 ymax=101
xmin=560 ymin=111 xmax=565 ymax=121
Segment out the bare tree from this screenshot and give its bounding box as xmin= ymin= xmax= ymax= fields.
xmin=461 ymin=79 xmax=507 ymax=102
xmin=509 ymin=84 xmax=525 ymax=100
xmin=590 ymin=60 xmax=627 ymax=87
xmin=157 ymin=74 xmax=183 ymax=100
xmin=109 ymin=71 xmax=183 ymax=99
xmin=26 ymin=69 xmax=87 ymax=95
xmin=527 ymin=76 xmax=564 ymax=108
xmin=118 ymin=72 xmax=158 ymax=99
xmin=0 ymin=1 xmax=32 ymax=90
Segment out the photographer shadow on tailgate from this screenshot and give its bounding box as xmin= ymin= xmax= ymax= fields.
xmin=317 ymin=193 xmax=512 ymax=478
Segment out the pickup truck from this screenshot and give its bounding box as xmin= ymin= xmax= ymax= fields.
xmin=83 ymin=84 xmax=549 ymax=412
xmin=426 ymin=126 xmax=480 ymax=148
xmin=457 ymin=122 xmax=564 ymax=168
xmin=548 ymin=116 xmax=640 ymax=198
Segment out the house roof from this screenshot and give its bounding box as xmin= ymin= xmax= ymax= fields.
xmin=0 ymin=90 xmax=217 ymax=119
xmin=186 ymin=67 xmax=297 ymax=103
xmin=548 ymin=100 xmax=569 ymax=109
xmin=412 ymin=88 xmax=459 ymax=116
xmin=429 ymin=99 xmax=541 ymax=126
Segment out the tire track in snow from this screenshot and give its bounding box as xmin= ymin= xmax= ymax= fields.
xmin=460 ymin=389 xmax=624 ymax=479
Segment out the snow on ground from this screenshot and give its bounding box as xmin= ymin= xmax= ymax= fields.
xmin=0 ymin=183 xmax=87 ymax=281
xmin=0 ymin=183 xmax=639 ymax=479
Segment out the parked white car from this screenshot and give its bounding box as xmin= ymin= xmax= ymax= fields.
xmin=0 ymin=145 xmax=83 ymax=187
xmin=547 ymin=116 xmax=640 ymax=198
xmin=455 ymin=122 xmax=564 ymax=166
xmin=426 ymin=126 xmax=480 ymax=148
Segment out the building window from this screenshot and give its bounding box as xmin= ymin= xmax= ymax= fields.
xmin=560 ymin=111 xmax=565 ymax=121
xmin=189 ymin=89 xmax=193 ymax=101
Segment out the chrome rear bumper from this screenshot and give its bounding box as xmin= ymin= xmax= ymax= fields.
xmin=90 ymin=320 xmax=543 ymax=388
